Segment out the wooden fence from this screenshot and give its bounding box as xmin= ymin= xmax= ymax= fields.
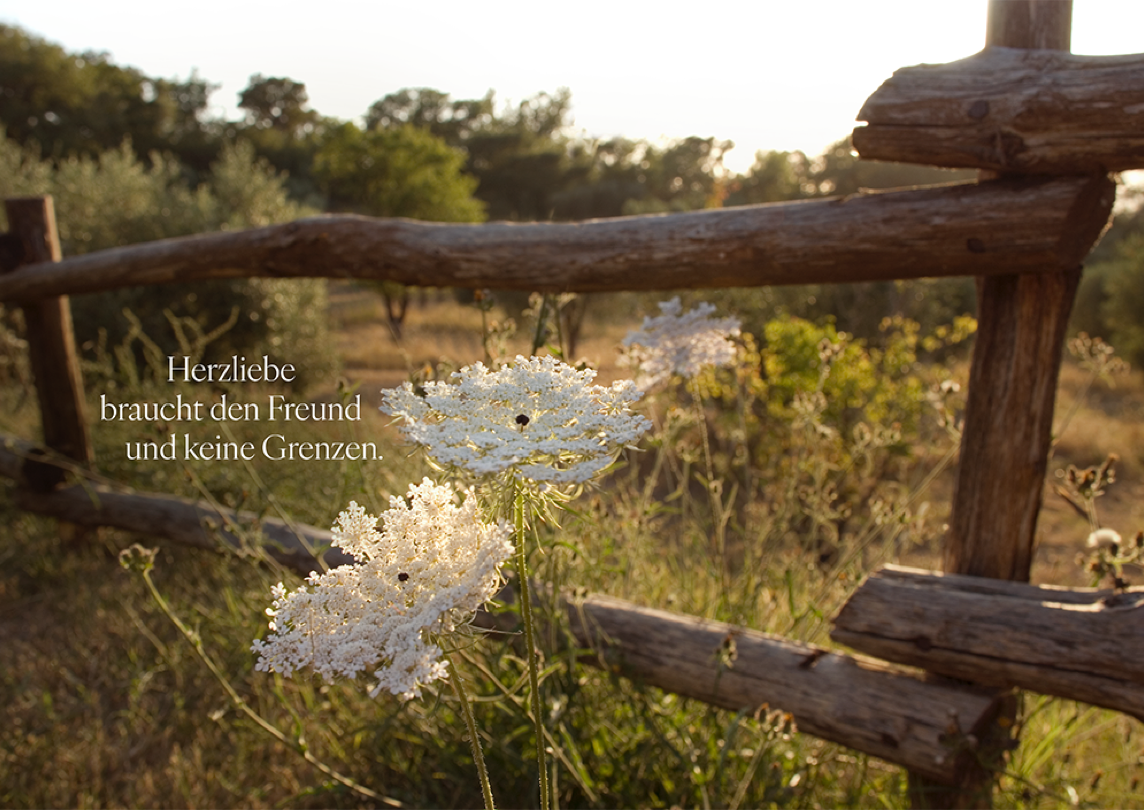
xmin=2 ymin=1 xmax=1143 ymax=806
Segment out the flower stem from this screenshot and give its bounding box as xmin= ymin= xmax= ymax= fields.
xmin=514 ymin=481 xmax=551 ymax=810
xmin=447 ymin=651 xmax=496 ymax=810
xmin=134 ymin=563 xmax=396 ymax=806
xmin=690 ymin=377 xmax=729 ymax=595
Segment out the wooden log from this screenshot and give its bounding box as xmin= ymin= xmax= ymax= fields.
xmin=918 ymin=5 xmax=1079 ymax=808
xmin=946 ymin=267 xmax=1084 ymax=580
xmin=832 ymin=565 xmax=1144 ymax=721
xmin=0 ymin=176 xmax=1115 ymax=301
xmin=568 ymin=594 xmax=1001 ymax=785
xmin=3 ymin=198 xmax=92 ymax=467
xmin=0 ymin=433 xmax=352 ymax=576
xmin=853 ymin=48 xmax=1144 ymax=173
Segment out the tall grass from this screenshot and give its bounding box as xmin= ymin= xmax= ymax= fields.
xmin=1 ymin=292 xmax=1142 ymax=808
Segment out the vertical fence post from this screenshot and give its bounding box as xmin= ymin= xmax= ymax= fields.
xmin=910 ymin=2 xmax=1083 ymax=808
xmin=3 ymin=196 xmax=92 ymax=474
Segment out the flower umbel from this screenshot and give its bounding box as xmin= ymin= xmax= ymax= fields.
xmin=251 ymin=479 xmax=513 ymax=700
xmin=621 ymin=297 xmax=741 ymax=389
xmin=381 ymin=354 xmax=650 ymax=485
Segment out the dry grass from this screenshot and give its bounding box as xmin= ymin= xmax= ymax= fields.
xmin=1035 ymin=360 xmax=1144 ymax=585
xmin=4 ymin=286 xmax=1144 ymax=807
xmin=330 ymin=283 xmax=1144 ymax=588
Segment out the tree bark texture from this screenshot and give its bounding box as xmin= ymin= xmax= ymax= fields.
xmin=946 ymin=268 xmax=1083 ymax=579
xmin=919 ymin=3 xmax=1078 ymax=807
xmin=3 ymin=198 xmax=92 ymax=466
xmin=853 ymin=48 xmax=1144 ymax=173
xmin=567 ymin=594 xmax=1000 ymax=785
xmin=0 ymin=176 xmax=1114 ymax=301
xmin=832 ymin=565 xmax=1144 ymax=721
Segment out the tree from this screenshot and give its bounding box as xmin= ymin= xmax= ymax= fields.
xmin=725 ymin=150 xmax=809 ymax=205
xmin=618 ymin=136 xmax=734 ymax=215
xmin=233 ymin=74 xmax=326 ymax=200
xmin=0 ymin=25 xmax=222 ymax=169
xmin=0 ymin=131 xmax=336 ymax=390
xmin=1082 ymin=231 xmax=1144 ymax=368
xmin=313 ymin=122 xmax=485 ymax=338
xmin=148 ymin=72 xmax=223 ymax=176
xmin=238 ymin=74 xmax=320 ymax=136
xmin=313 ymin=122 xmax=484 ymax=222
xmin=365 ymin=87 xmax=494 ymax=148
xmin=802 ymin=137 xmax=974 ymax=197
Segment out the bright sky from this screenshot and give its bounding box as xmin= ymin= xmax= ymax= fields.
xmin=1 ymin=0 xmax=1141 ymax=174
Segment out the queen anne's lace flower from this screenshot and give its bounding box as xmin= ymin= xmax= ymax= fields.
xmin=621 ymin=297 xmax=741 ymax=390
xmin=251 ymin=479 xmax=513 ymax=700
xmin=380 ymin=355 xmax=651 ymax=485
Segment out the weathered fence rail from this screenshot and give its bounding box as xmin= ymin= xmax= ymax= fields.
xmin=0 ymin=174 xmax=1114 ymax=300
xmin=832 ymin=565 xmax=1144 ymax=721
xmin=566 ymin=593 xmax=1001 ymax=785
xmin=854 ymin=47 xmax=1144 ymax=174
xmin=0 ymin=433 xmax=354 ymax=573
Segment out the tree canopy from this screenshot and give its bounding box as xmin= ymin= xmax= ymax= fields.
xmin=12 ymin=22 xmax=1107 ymax=345
xmin=314 ymin=122 xmax=484 ymax=221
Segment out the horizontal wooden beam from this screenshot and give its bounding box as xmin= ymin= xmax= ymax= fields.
xmin=831 ymin=565 xmax=1144 ymax=721
xmin=854 ymin=47 xmax=1144 ymax=173
xmin=0 ymin=433 xmax=352 ymax=575
xmin=569 ymin=594 xmax=1001 ymax=785
xmin=0 ymin=175 xmax=1115 ymax=301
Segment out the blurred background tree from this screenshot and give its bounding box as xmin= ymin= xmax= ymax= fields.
xmin=0 ymin=131 xmax=335 ymax=389
xmin=8 ymin=21 xmax=1137 ymax=359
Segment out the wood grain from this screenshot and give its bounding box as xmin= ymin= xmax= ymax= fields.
xmin=917 ymin=4 xmax=1079 ymax=806
xmin=3 ymin=198 xmax=92 ymax=468
xmin=832 ymin=565 xmax=1144 ymax=720
xmin=853 ymin=48 xmax=1144 ymax=173
xmin=0 ymin=176 xmax=1115 ymax=301
xmin=568 ymin=593 xmax=1000 ymax=785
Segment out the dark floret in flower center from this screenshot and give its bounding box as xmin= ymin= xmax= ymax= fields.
xmin=515 ymin=414 xmax=530 ymax=427
xmin=398 ymin=572 xmax=410 ymax=582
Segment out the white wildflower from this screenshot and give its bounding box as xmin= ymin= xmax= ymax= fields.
xmin=621 ymin=297 xmax=741 ymax=390
xmin=1086 ymin=528 xmax=1121 ymax=551
xmin=380 ymin=355 xmax=650 ymax=485
xmin=251 ymin=479 xmax=514 ymax=700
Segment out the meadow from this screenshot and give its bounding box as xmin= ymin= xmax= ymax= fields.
xmin=1 ymin=284 xmax=1142 ymax=808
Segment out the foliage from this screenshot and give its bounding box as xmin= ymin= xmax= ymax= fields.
xmin=0 ymin=132 xmax=336 ymax=390
xmin=233 ymin=74 xmax=327 ymax=200
xmin=313 ymin=122 xmax=485 ymax=222
xmin=366 ymin=86 xmax=496 ymax=148
xmin=239 ymin=74 xmax=320 ymax=136
xmin=1075 ymin=231 xmax=1144 ymax=369
xmin=0 ymin=24 xmax=222 ymax=173
xmin=705 ymin=277 xmax=977 ymax=347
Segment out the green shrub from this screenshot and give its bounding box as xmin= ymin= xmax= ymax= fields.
xmin=1095 ymin=232 xmax=1144 ymax=369
xmin=0 ymin=134 xmax=336 ymax=390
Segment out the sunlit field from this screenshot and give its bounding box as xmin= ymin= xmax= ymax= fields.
xmin=2 ymin=285 xmax=1142 ymax=808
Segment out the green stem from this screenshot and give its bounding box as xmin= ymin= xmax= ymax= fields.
xmin=690 ymin=377 xmax=728 ymax=595
xmin=447 ymin=651 xmax=495 ymax=810
xmin=514 ymin=481 xmax=551 ymax=810
xmin=531 ymin=294 xmax=551 ymax=356
xmin=138 ymin=568 xmax=397 ymax=806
